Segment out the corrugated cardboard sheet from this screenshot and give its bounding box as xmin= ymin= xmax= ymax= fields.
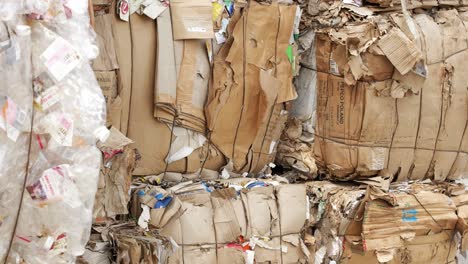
xmin=92 ymin=12 xmax=121 ymax=129
xmin=314 ymin=10 xmax=468 ymax=181
xmin=205 ymin=2 xmax=297 ymax=173
xmin=154 ymin=9 xmax=209 ymax=133
xmin=89 ymin=222 xmax=173 ymax=264
xmin=106 ymin=7 xmax=224 ymax=175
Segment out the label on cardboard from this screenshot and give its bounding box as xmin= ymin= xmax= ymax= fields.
xmin=170 ymin=0 xmax=214 ymax=40
xmin=40 ymin=37 xmax=81 ymax=82
xmin=329 ymin=59 xmax=339 ymax=75
xmin=402 ymin=209 xmax=418 ymax=222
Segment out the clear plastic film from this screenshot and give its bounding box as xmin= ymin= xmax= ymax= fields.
xmin=0 ymin=1 xmax=105 ymax=263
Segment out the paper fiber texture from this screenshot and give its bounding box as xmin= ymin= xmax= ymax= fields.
xmin=170 ymin=0 xmax=214 ymax=40
xmin=92 ymin=13 xmax=119 ymax=71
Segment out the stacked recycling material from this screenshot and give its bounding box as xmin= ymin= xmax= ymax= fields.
xmin=91 ymin=1 xmax=225 ymax=177
xmin=313 ymin=9 xmax=468 ymax=181
xmin=0 ymin=1 xmax=106 ymax=263
xmin=311 ymin=181 xmax=465 ymax=263
xmin=89 ymin=178 xmax=467 ymax=263
xmin=130 ymin=179 xmax=313 ymax=263
xmin=278 ymin=0 xmax=468 ymax=181
xmin=90 ymin=0 xmax=301 ymax=177
xmin=85 ymin=0 xmax=468 ymax=264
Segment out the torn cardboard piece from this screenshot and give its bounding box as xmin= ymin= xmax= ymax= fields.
xmin=377 ymin=27 xmax=422 ymax=75
xmin=93 ymin=128 xmax=136 ymax=223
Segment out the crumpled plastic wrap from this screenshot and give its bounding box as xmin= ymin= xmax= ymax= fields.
xmin=0 ymin=1 xmax=105 ymax=263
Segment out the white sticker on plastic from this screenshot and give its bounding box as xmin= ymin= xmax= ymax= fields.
xmin=0 ymin=96 xmax=27 ymax=141
xmin=45 ymin=113 xmax=74 ymax=146
xmin=39 ymin=85 xmax=61 ymax=110
xmin=27 ymin=165 xmax=67 ymax=202
xmin=40 ymin=37 xmax=81 ymax=81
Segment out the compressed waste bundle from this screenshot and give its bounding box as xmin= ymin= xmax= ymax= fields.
xmin=313 ymin=8 xmax=468 ymax=181
xmin=129 ymin=178 xmax=313 ymax=264
xmin=91 ymin=1 xmax=226 ymax=176
xmin=90 ymin=0 xmax=301 ymax=177
xmin=311 ymin=182 xmax=463 ymax=263
xmin=276 ymin=0 xmax=468 ymax=181
xmin=205 ymin=1 xmax=301 ymax=174
xmin=98 ymin=178 xmax=468 ymax=264
xmin=85 ymin=0 xmax=468 ymax=263
xmin=0 ymin=0 xmax=105 ymax=263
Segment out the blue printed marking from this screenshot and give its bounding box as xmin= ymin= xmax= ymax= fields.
xmin=402 ymin=209 xmax=418 ymax=222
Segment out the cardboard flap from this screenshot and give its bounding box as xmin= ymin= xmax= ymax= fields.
xmin=98 ymin=126 xmax=133 ymax=149
xmin=377 ymin=27 xmax=422 ymax=75
xmin=276 ymin=184 xmax=308 ymax=234
xmin=170 ymin=0 xmax=214 ymax=40
xmin=155 ymin=8 xmax=178 ymax=106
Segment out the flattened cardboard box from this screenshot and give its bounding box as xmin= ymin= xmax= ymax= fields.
xmin=111 ymin=0 xmax=132 ymax=135
xmin=170 ymin=0 xmax=214 ymax=40
xmin=113 ymin=12 xmax=224 ymax=175
xmin=205 ymin=2 xmax=297 ymax=173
